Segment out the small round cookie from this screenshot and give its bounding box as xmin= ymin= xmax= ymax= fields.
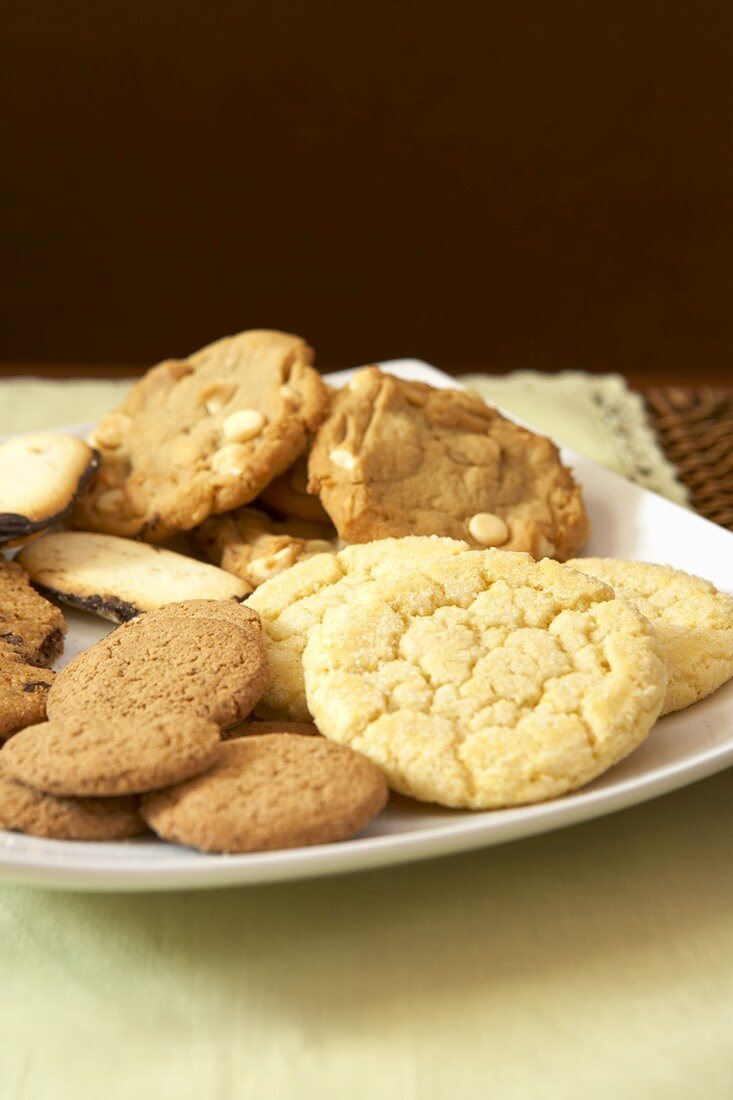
xmin=259 ymin=454 xmax=331 ymax=523
xmin=0 ymin=647 xmax=54 ymax=741
xmin=566 ymin=558 xmax=733 ymax=715
xmin=193 ymin=506 xmax=337 ymax=593
xmin=222 ymin=719 xmax=319 ymax=740
xmin=3 ymin=715 xmax=221 ymax=797
xmin=0 ymin=558 xmax=66 ymax=665
xmin=73 ymin=330 xmax=330 ymax=541
xmin=141 ymin=734 xmax=388 ymax=853
xmin=47 ymin=604 xmax=268 ymax=728
xmin=0 ymin=761 xmax=146 ymax=840
xmin=302 ymin=549 xmax=667 ymax=809
xmin=0 ymin=432 xmax=98 ymax=547
xmin=246 ymin=536 xmax=470 ymax=720
xmin=307 ymin=367 xmax=589 ymax=560
xmin=19 ymin=530 xmax=247 ymax=623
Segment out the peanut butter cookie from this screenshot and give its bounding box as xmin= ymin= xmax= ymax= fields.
xmin=74 ymin=330 xmax=330 ymax=541
xmin=308 ymin=367 xmax=589 ymax=560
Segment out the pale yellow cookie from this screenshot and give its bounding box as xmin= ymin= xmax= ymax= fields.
xmin=566 ymin=558 xmax=733 ymax=715
xmin=302 ymin=549 xmax=667 ymax=809
xmin=245 ymin=536 xmax=469 ymax=720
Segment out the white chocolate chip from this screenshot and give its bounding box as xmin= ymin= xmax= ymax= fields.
xmin=468 ymin=512 xmax=509 ymax=547
xmin=211 ymin=443 xmax=249 ymax=478
xmin=198 ymin=381 xmax=235 ymax=414
xmin=330 ymin=448 xmax=357 ymax=471
xmin=221 ymin=409 xmax=266 ymax=443
xmin=247 ymin=545 xmax=300 ymax=584
xmin=279 ymin=384 xmax=301 ymax=405
xmin=88 ymin=414 xmax=130 ymax=450
xmin=95 ymin=488 xmax=127 ymax=515
xmin=348 ymin=370 xmax=373 ymax=393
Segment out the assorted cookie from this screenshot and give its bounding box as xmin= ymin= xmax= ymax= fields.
xmin=18 ymin=530 xmax=247 ymax=622
xmin=193 ymin=506 xmax=336 ymax=593
xmin=566 ymin=558 xmax=733 ymax=715
xmin=72 ymin=330 xmax=330 ymax=541
xmin=141 ymin=734 xmax=388 ymax=853
xmin=0 ymin=432 xmax=98 ymax=547
xmin=1 ymin=332 xmax=731 ymax=856
xmin=307 ymin=367 xmax=590 ymax=559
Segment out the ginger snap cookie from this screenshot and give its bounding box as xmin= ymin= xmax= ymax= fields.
xmin=566 ymin=558 xmax=733 ymax=715
xmin=19 ymin=530 xmax=247 ymax=622
xmin=0 ymin=557 xmax=66 ymax=665
xmin=307 ymin=367 xmax=589 ymax=560
xmin=0 ymin=432 xmax=98 ymax=547
xmin=246 ymin=536 xmax=470 ymax=720
xmin=0 ymin=647 xmax=55 ymax=741
xmin=3 ymin=715 xmax=221 ymax=797
xmin=47 ymin=601 xmax=268 ymax=728
xmin=73 ymin=330 xmax=330 ymax=541
xmin=302 ymin=549 xmax=667 ymax=809
xmin=141 ymin=733 xmax=388 ymax=853
xmin=0 ymin=759 xmax=146 ymax=840
xmin=259 ymin=454 xmax=331 ymax=524
xmin=193 ymin=506 xmax=337 ymax=593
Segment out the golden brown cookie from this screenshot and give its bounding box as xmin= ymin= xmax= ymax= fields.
xmin=193 ymin=506 xmax=336 ymax=593
xmin=0 ymin=557 xmax=66 ymax=665
xmin=259 ymin=454 xmax=331 ymax=523
xmin=3 ymin=715 xmax=221 ymax=797
xmin=0 ymin=759 xmax=146 ymax=840
xmin=74 ymin=330 xmax=331 ymax=541
xmin=18 ymin=531 xmax=247 ymax=623
xmin=222 ymin=719 xmax=320 ymax=740
xmin=0 ymin=646 xmax=54 ymax=741
xmin=0 ymin=432 xmax=98 ymax=547
xmin=47 ymin=602 xmax=268 ymax=728
xmin=140 ymin=733 xmax=388 ymax=853
xmin=308 ymin=367 xmax=589 ymax=560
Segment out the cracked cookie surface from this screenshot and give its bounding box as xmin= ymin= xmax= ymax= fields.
xmin=74 ymin=330 xmax=330 ymax=541
xmin=307 ymin=367 xmax=589 ymax=560
xmin=567 ymin=558 xmax=733 ymax=715
xmin=302 ymin=549 xmax=667 ymax=808
xmin=246 ymin=536 xmax=469 ymax=720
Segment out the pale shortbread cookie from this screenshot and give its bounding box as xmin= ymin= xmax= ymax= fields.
xmin=302 ymin=549 xmax=667 ymax=809
xmin=566 ymin=558 xmax=733 ymax=715
xmin=246 ymin=536 xmax=470 ymax=720
xmin=73 ymin=330 xmax=330 ymax=540
xmin=19 ymin=530 xmax=247 ymax=622
xmin=0 ymin=432 xmax=98 ymax=546
xmin=308 ymin=368 xmax=589 ymax=560
xmin=193 ymin=506 xmax=336 ymax=594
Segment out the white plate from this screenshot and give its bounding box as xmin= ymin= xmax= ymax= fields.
xmin=2 ymin=360 xmax=732 ymax=891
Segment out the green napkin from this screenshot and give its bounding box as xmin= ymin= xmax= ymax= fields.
xmin=0 ymin=377 xmax=730 ymax=1100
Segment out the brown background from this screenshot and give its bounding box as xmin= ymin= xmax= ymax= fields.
xmin=2 ymin=0 xmax=731 ymax=379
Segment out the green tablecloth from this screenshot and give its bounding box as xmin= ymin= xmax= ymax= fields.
xmin=1 ymin=376 xmax=731 ymax=1099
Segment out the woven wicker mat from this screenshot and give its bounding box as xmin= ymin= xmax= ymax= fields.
xmin=644 ymin=385 xmax=733 ymax=531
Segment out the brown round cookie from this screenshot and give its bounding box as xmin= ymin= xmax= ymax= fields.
xmin=222 ymin=719 xmax=320 ymax=740
xmin=0 ymin=646 xmax=54 ymax=741
xmin=2 ymin=716 xmax=221 ymax=797
xmin=141 ymin=734 xmax=388 ymax=853
xmin=73 ymin=330 xmax=331 ymax=541
xmin=308 ymin=367 xmax=589 ymax=560
xmin=47 ymin=603 xmax=268 ymax=728
xmin=0 ymin=558 xmax=66 ymax=666
xmin=259 ymin=454 xmax=331 ymax=523
xmin=0 ymin=760 xmax=146 ymax=840
xmin=193 ymin=506 xmax=336 ymax=593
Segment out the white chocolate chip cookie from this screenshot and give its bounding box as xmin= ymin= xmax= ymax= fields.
xmin=192 ymin=506 xmax=337 ymax=594
xmin=566 ymin=558 xmax=733 ymax=715
xmin=245 ymin=536 xmax=470 ymax=720
xmin=302 ymin=549 xmax=667 ymax=809
xmin=307 ymin=367 xmax=590 ymax=560
xmin=74 ymin=330 xmax=330 ymax=540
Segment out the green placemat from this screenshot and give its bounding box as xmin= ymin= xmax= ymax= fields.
xmin=0 ymin=376 xmax=730 ymax=1100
